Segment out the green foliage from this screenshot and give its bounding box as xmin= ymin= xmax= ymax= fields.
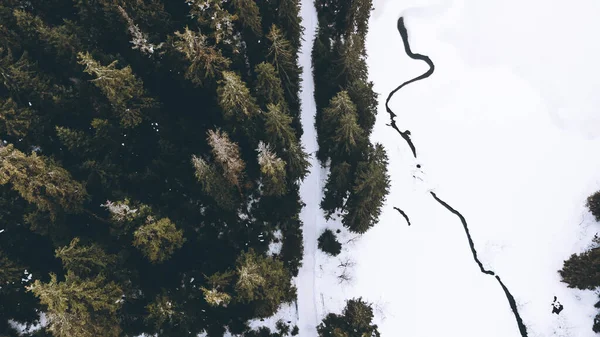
xmin=55 ymin=237 xmax=116 ymax=276
xmin=559 ymin=247 xmax=600 ymax=290
xmin=235 ymin=249 xmax=296 ymax=317
xmin=257 ymin=142 xmax=287 ymax=196
xmin=587 ymin=190 xmax=600 ymax=221
xmin=0 ymin=0 xmax=306 ymax=334
xmin=132 ymin=217 xmax=185 ymax=263
xmin=0 ymin=144 xmax=87 ymax=219
xmin=27 ymin=272 xmax=123 ymax=337
xmin=218 ymin=70 xmax=262 ymax=120
xmin=343 ymin=144 xmax=390 ymax=234
xmin=255 ymin=62 xmax=285 ymax=107
xmin=173 ymin=27 xmax=231 ymax=86
xmin=317 ymin=298 xmax=380 ymax=337
xmin=232 ymin=0 xmax=262 ymax=35
xmin=318 ymin=229 xmax=342 ymax=256
xmin=77 ymin=52 xmax=155 ymax=128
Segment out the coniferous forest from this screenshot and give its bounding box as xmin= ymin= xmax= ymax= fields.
xmin=0 ymin=0 xmax=310 ymax=335
xmin=312 ymin=0 xmax=390 ymax=235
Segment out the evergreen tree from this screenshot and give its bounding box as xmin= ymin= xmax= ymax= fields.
xmin=317 ymin=298 xmax=380 ymax=337
xmin=207 ymin=129 xmax=246 ymax=190
xmin=257 ymin=141 xmax=287 ymax=196
xmin=318 ymin=91 xmax=358 ymax=162
xmin=145 ymin=293 xmax=183 ymax=329
xmin=559 ymin=247 xmax=600 ymax=290
xmin=276 ymin=0 xmax=303 ymax=51
xmin=235 ymin=249 xmax=296 ymax=317
xmin=317 ymin=229 xmax=342 ymax=256
xmin=343 ymin=144 xmax=390 ymax=234
xmin=187 ymin=0 xmax=238 ymax=45
xmin=332 ymin=110 xmax=366 ymax=157
xmin=232 ymin=0 xmax=262 ymax=36
xmin=27 ymin=272 xmax=123 ymax=337
xmin=132 ymin=217 xmax=185 ymax=263
xmin=0 ymin=144 xmax=87 ymax=219
xmin=77 ymin=52 xmax=155 ymax=128
xmin=217 ymin=71 xmax=261 ymax=121
xmin=173 ymin=27 xmax=231 ymax=86
xmin=255 ymin=62 xmax=285 ymax=108
xmin=192 ymin=155 xmax=238 ymax=209
xmin=0 ymin=97 xmax=34 ymax=137
xmin=587 ymin=190 xmax=600 ymax=222
xmin=321 ymin=161 xmax=352 ymax=218
xmin=55 ymin=238 xmax=116 ymax=276
xmin=266 ymin=25 xmax=300 ymax=95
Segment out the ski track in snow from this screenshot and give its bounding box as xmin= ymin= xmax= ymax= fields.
xmin=387 ymin=16 xmax=529 ymax=336
xmin=297 ymin=0 xmax=320 ymax=335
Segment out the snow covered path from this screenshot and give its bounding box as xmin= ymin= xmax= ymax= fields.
xmin=296 ymin=0 xmax=320 ymax=335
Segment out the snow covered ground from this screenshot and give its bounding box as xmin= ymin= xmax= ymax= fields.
xmin=293 ymin=0 xmax=600 ymax=336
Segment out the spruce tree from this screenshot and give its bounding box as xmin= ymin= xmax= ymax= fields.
xmin=27 ymin=272 xmax=123 ymax=337
xmin=257 ymin=141 xmax=287 ymax=196
xmin=55 ymin=238 xmax=116 ymax=276
xmin=173 ymin=27 xmax=231 ymax=86
xmin=207 ymin=129 xmax=246 ymax=190
xmin=132 ymin=217 xmax=185 ymax=263
xmin=321 ymin=161 xmax=352 ymax=218
xmin=232 ymin=0 xmax=262 ymax=36
xmin=255 ymin=62 xmax=285 ymax=108
xmin=559 ymin=247 xmax=600 ymax=290
xmin=0 ymin=144 xmax=87 ymax=219
xmin=217 ymin=71 xmax=261 ymax=121
xmin=235 ymin=249 xmax=296 ymax=317
xmin=77 ymin=52 xmax=155 ymax=128
xmin=587 ymin=191 xmax=600 ymax=221
xmin=317 ymin=298 xmax=380 ymax=337
xmin=192 ymin=155 xmax=238 ymax=209
xmin=343 ymin=144 xmax=390 ymax=234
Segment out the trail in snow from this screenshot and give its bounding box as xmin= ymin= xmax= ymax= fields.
xmin=296 ymin=0 xmax=320 ymax=335
xmin=386 ymin=16 xmax=528 ymax=337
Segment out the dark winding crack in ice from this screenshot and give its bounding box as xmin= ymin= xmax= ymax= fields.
xmin=387 ymin=16 xmax=529 ymax=337
xmin=393 ymin=207 xmax=411 ymax=226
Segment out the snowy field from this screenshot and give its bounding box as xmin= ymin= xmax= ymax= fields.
xmin=291 ymin=0 xmax=600 ymax=336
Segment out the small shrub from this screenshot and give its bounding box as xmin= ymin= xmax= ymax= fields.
xmin=291 ymin=325 xmax=299 ymax=336
xmin=318 ymin=229 xmax=341 ymax=256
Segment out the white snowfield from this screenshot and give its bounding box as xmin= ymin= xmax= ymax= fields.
xmin=292 ymin=0 xmax=600 ymax=336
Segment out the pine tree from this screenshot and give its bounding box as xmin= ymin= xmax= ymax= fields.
xmin=207 ymin=129 xmax=246 ymax=190
xmin=0 ymin=144 xmax=87 ymax=219
xmin=255 ymin=62 xmax=285 ymax=108
xmin=321 ymin=161 xmax=352 ymax=218
xmin=318 ymin=91 xmax=358 ymax=162
xmin=55 ymin=237 xmax=116 ymax=276
xmin=217 ymin=71 xmax=261 ymax=120
xmin=587 ymin=191 xmax=600 ymax=221
xmin=77 ymin=52 xmax=155 ymax=128
xmin=332 ymin=110 xmax=366 ymax=157
xmin=276 ymin=0 xmax=303 ymax=51
xmin=257 ymin=141 xmax=287 ymax=196
xmin=27 ymin=272 xmax=123 ymax=337
xmin=173 ymin=27 xmax=231 ymax=86
xmin=232 ymin=0 xmax=262 ymax=36
xmin=146 ymin=294 xmax=182 ymax=329
xmin=317 ymin=298 xmax=380 ymax=337
xmin=286 ymin=142 xmax=310 ymax=181
xmin=263 ymin=103 xmax=296 ymax=149
xmin=343 ymin=144 xmax=390 ymax=234
xmin=266 ymin=25 xmax=300 ymax=95
xmin=559 ymin=247 xmax=600 ymax=290
xmin=0 ymin=97 xmax=34 ymax=137
xmin=191 ymin=155 xmax=238 ymax=209
xmin=202 ymin=270 xmax=234 ymax=307
xmin=186 ymin=0 xmax=238 ymax=45
xmin=235 ymin=249 xmax=295 ymax=317
xmin=116 ymin=5 xmax=164 ymax=56
xmin=132 ymin=217 xmax=185 ymax=263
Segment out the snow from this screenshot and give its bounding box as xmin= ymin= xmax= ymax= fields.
xmin=341 ymin=0 xmax=600 ymax=335
xmin=292 ymin=0 xmax=600 ymax=336
xmin=296 ymin=0 xmax=321 ymax=334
